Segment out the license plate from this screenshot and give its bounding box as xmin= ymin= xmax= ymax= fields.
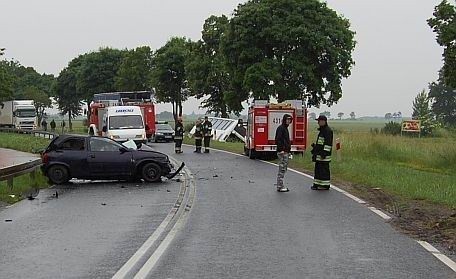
xmin=165 ymin=136 xmax=172 ymax=138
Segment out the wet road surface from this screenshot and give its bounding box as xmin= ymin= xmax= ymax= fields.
xmin=150 ymin=143 xmax=455 ymax=279
xmin=0 ymin=179 xmax=181 ymax=278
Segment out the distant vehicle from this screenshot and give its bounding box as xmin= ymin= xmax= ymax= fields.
xmin=41 ymin=135 xmax=185 ymax=184
xmin=244 ymin=100 xmax=307 ymax=159
xmin=0 ymin=100 xmax=37 ymax=130
xmin=153 ymin=122 xmax=175 ymax=142
xmin=89 ymin=91 xmax=156 ymax=140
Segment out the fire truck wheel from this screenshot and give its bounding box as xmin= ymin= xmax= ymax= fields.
xmin=248 ymin=148 xmax=256 ymax=160
xmin=47 ymin=165 xmax=70 ymax=185
xmin=141 ymin=162 xmax=162 ymax=182
xmin=244 ymin=146 xmax=249 ymax=156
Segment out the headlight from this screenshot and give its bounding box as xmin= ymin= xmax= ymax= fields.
xmin=111 ymin=135 xmax=120 ymax=139
xmin=135 ymin=135 xmax=144 ymax=138
xmin=156 ymin=132 xmax=163 ymax=136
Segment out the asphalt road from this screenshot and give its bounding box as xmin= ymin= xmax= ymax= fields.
xmin=0 ymin=144 xmax=454 ymax=278
xmin=0 ymin=178 xmax=181 ymax=278
xmin=150 ymin=143 xmax=455 ymax=279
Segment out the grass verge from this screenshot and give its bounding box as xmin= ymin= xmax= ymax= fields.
xmin=0 ymin=132 xmax=51 ymax=205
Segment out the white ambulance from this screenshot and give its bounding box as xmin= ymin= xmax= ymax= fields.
xmin=100 ymin=106 xmax=147 ymax=143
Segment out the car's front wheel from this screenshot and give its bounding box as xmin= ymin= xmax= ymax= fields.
xmin=141 ymin=162 xmax=162 ymax=182
xmin=47 ymin=165 xmax=70 ymax=184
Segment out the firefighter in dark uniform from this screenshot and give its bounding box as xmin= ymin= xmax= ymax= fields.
xmin=193 ymin=119 xmax=203 ymax=153
xmin=202 ymin=116 xmax=213 ymax=153
xmin=311 ymin=115 xmax=333 ymax=190
xmin=174 ymin=116 xmax=184 ymax=153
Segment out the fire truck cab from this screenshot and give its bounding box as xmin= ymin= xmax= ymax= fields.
xmin=244 ymin=100 xmax=307 ymax=159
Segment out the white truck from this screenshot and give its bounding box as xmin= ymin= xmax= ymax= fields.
xmin=93 ymin=105 xmax=147 ymax=143
xmin=0 ymin=100 xmax=37 ymax=130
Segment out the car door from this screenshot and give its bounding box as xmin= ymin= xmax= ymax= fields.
xmin=55 ymin=137 xmax=89 ymax=178
xmin=87 ymin=137 xmax=134 ymax=178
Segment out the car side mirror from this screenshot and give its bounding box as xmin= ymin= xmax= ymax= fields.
xmin=119 ymin=147 xmax=128 ymax=153
xmin=102 ymin=126 xmax=107 ymax=133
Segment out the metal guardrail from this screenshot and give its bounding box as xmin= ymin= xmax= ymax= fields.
xmin=0 ymin=127 xmax=54 ymax=189
xmin=0 ymin=127 xmax=57 ymax=139
xmin=0 ymin=159 xmax=42 ymax=190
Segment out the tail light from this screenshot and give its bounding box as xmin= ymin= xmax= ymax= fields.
xmin=42 ymin=153 xmax=49 ymax=164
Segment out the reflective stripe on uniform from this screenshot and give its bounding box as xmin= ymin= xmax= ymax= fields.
xmin=317 ymin=137 xmax=325 ymax=144
xmin=313 ymin=179 xmax=330 ymax=186
xmin=316 ymin=155 xmax=331 ymax=162
xmin=324 ymin=145 xmax=332 ymax=152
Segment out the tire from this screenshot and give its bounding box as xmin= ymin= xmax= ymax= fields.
xmin=141 ymin=162 xmax=162 ymax=182
xmin=89 ymin=128 xmax=94 ymax=136
xmin=244 ymin=146 xmax=249 ymax=156
xmin=47 ymin=165 xmax=70 ymax=185
xmin=248 ymin=148 xmax=256 ymax=160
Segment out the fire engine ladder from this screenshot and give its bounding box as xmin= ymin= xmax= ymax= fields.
xmin=294 ymin=110 xmax=306 ymax=142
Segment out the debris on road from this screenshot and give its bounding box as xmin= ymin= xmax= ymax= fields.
xmin=5 ymin=219 xmax=12 ymax=222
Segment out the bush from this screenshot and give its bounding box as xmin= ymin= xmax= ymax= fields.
xmin=381 ymin=121 xmax=401 ymax=135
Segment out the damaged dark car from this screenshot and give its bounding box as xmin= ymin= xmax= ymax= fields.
xmin=41 ymin=135 xmax=184 ymax=184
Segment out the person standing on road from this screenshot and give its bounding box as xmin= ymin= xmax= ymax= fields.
xmin=50 ymin=119 xmax=56 ymax=132
xmin=41 ymin=119 xmax=47 ymax=131
xmin=202 ymin=116 xmax=213 ymax=153
xmin=174 ymin=117 xmax=184 ymax=154
xmin=61 ymin=120 xmax=66 ymax=134
xmin=311 ymin=115 xmax=333 ymax=190
xmin=275 ymin=114 xmax=293 ymax=192
xmin=193 ymin=119 xmax=203 ymax=153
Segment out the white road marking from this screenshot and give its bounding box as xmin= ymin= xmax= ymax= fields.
xmin=417 ymin=241 xmax=456 ymax=272
xmin=134 ymin=168 xmax=196 ymax=278
xmin=368 ymin=207 xmax=392 ymax=220
xmin=112 ymin=158 xmax=188 ymax=279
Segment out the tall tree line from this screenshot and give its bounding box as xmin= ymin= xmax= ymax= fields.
xmin=3 ymin=0 xmax=358 ymax=124
xmin=427 ymin=0 xmax=456 ymax=128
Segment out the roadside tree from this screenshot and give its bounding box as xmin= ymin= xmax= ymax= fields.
xmin=412 ymin=89 xmax=437 ymax=135
xmin=23 ymin=86 xmax=52 ymax=125
xmin=151 ymin=37 xmax=192 ymax=121
xmin=187 ymin=15 xmax=230 ymax=117
xmin=429 ymin=78 xmax=456 ymax=127
xmin=0 ymin=62 xmax=14 ymax=102
xmin=221 ymin=0 xmax=356 ymax=112
xmin=54 ymin=63 xmax=84 ymax=131
xmin=350 ymin=111 xmax=356 ymax=120
xmin=428 ymin=0 xmax=456 ymax=88
xmin=115 ymin=46 xmax=153 ymax=91
xmin=76 ymin=48 xmax=126 ymax=102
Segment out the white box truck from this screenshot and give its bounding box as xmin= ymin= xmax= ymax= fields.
xmin=0 ymin=100 xmax=37 ymax=130
xmin=98 ymin=106 xmax=147 ymax=143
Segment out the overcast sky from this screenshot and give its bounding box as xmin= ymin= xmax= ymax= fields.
xmin=1 ymin=0 xmax=445 ymax=117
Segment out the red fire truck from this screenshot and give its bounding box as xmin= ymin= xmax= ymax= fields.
xmin=244 ymin=100 xmax=307 ymax=159
xmin=88 ymin=91 xmax=156 ymax=140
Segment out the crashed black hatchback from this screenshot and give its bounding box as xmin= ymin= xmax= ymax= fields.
xmin=41 ymin=135 xmax=184 ymax=184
